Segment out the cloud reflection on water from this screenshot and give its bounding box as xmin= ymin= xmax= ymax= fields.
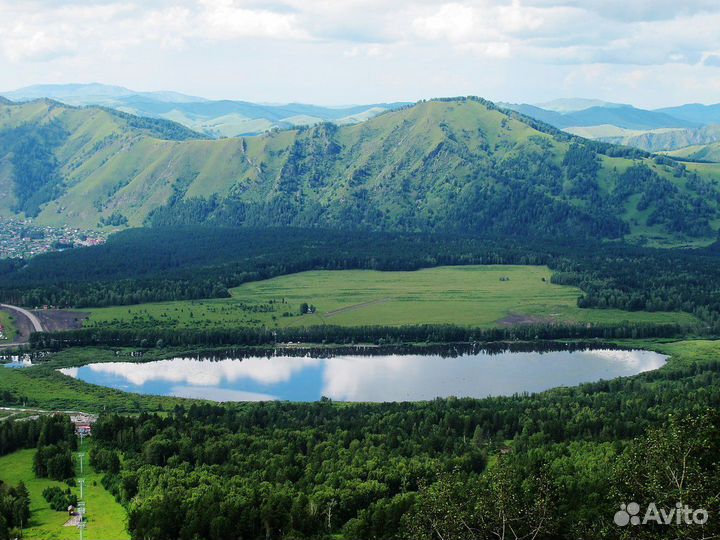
xmin=58 ymin=349 xmax=667 ymax=402
xmin=61 ymin=356 xmax=321 ymax=387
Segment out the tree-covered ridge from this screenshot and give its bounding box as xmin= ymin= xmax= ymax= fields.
xmin=94 ymin=105 xmax=204 ymax=141
xmin=1 ymin=98 xmax=720 ymax=242
xmin=0 ymin=121 xmax=68 ymax=217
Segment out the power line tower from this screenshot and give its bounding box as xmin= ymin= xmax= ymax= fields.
xmin=77 ymin=452 xmax=85 ymax=475
xmin=77 ymin=428 xmax=88 ymax=540
xmin=77 ymin=501 xmax=86 ymax=540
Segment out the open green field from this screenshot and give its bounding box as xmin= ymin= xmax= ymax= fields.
xmin=0 ymin=443 xmax=129 ymax=540
xmin=0 ymin=310 xmax=16 ymax=341
xmin=85 ymin=265 xmax=697 ymax=331
xmin=0 ymin=348 xmax=193 ymax=413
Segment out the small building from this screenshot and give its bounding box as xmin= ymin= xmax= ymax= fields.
xmin=70 ymin=413 xmax=97 ymax=426
xmin=76 ymin=425 xmax=92 ymax=436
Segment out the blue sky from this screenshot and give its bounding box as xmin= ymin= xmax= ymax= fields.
xmin=1 ymin=0 xmax=719 ymax=107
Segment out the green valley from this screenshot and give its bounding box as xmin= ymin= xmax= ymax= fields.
xmin=84 ymin=266 xmax=696 ymax=331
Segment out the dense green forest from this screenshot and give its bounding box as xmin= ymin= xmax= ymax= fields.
xmin=82 ymin=349 xmax=719 ymax=540
xmin=3 ymin=228 xmax=720 ymax=341
xmin=29 ymin=320 xmax=688 ymax=349
xmin=0 ymin=414 xmax=76 ymax=464
xmin=0 ymin=121 xmax=67 ymax=217
xmin=0 ymin=481 xmax=29 ymax=539
xmin=0 ymin=228 xmax=551 ymax=307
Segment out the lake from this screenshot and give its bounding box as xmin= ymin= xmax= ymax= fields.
xmin=58 ymin=348 xmax=667 ymax=402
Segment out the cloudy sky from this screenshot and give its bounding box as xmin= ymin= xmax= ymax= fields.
xmin=1 ymin=0 xmax=720 ymax=107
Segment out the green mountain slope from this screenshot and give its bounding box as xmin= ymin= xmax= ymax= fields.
xmin=2 ymin=97 xmax=720 ymax=245
xmin=584 ymin=125 xmax=720 ymax=152
xmin=667 ymin=142 xmax=720 ymax=163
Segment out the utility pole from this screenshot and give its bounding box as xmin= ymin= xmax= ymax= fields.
xmin=78 ymin=501 xmax=86 ymax=537
xmin=77 ymin=429 xmax=87 ymax=540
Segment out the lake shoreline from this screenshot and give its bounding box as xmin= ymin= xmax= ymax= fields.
xmin=57 ymin=346 xmax=668 ymax=403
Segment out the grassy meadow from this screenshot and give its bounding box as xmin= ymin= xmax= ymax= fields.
xmin=0 ymin=310 xmax=16 ymax=342
xmin=0 ymin=348 xmax=193 ymax=413
xmin=84 ymin=265 xmax=697 ymax=331
xmin=0 ymin=442 xmax=129 ymax=540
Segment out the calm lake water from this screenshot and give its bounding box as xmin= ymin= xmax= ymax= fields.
xmin=58 ymin=349 xmax=667 ymax=402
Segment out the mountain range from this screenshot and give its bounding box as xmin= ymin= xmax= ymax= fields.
xmin=1 ymin=96 xmax=719 ymax=247
xmin=6 ymin=85 xmax=720 ymax=156
xmin=500 ymin=99 xmax=720 ymax=155
xmin=500 ymin=101 xmax=699 ymax=130
xmin=1 ymin=84 xmax=408 ymax=138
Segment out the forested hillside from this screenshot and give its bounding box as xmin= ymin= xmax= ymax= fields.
xmin=2 ymin=98 xmax=720 ymax=244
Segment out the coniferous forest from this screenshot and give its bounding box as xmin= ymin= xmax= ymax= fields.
xmin=0 ymin=228 xmax=719 ymax=321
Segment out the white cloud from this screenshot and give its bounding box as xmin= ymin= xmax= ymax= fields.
xmin=413 ymin=4 xmax=482 ymax=43
xmin=344 ymin=43 xmax=390 ymax=58
xmin=530 ymin=0 xmax=720 ymax=22
xmin=197 ymin=0 xmax=309 ymax=41
xmin=2 ymin=1 xmax=720 ymax=66
xmin=1 ymin=0 xmax=720 ymax=106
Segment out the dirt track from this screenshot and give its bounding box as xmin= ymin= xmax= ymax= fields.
xmin=323 ymin=298 xmax=391 ymax=318
xmin=0 ymin=306 xmax=87 ymax=348
xmin=496 ymin=313 xmax=556 ymax=326
xmin=32 ymin=310 xmax=88 ymax=332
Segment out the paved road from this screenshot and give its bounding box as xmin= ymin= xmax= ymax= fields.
xmin=0 ymin=303 xmax=43 ymax=332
